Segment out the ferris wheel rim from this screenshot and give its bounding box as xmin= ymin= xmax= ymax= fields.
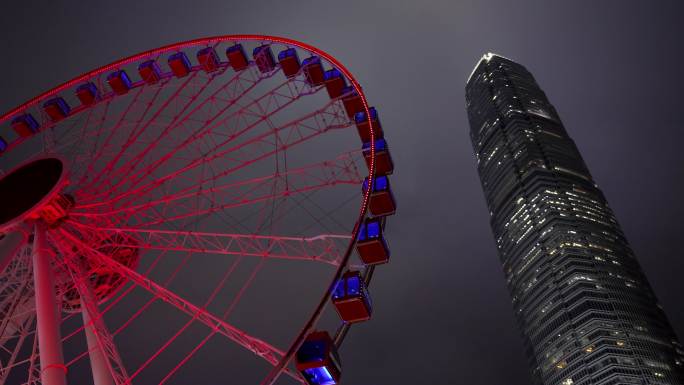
xmin=0 ymin=34 xmax=379 ymax=384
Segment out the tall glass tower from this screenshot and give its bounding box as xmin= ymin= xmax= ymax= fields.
xmin=466 ymin=53 xmax=684 ymax=385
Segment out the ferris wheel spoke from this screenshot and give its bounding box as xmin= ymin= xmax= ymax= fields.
xmin=81 ymin=72 xmax=207 ymax=197
xmin=0 ymin=284 xmax=34 ymax=344
xmin=64 ymin=222 xmax=348 ymax=265
xmin=125 ymin=253 xmax=248 ymax=384
xmin=41 ymin=102 xmax=97 ymax=158
xmin=90 ymin=75 xmax=322 ymax=206
xmin=62 ymin=249 xmax=183 ymax=373
xmin=156 ymin=257 xmax=305 ymax=385
xmin=80 ymin=65 xmax=295 ymax=205
xmin=55 ymin=228 xmax=295 ymax=375
xmin=79 ymin=99 xmax=350 ymax=214
xmin=96 ymin=67 xmax=272 ymax=195
xmin=77 ymin=84 xmax=166 ymax=199
xmin=73 ymin=153 xmax=363 ymax=232
xmin=63 ymin=101 xmax=115 ymax=189
xmin=20 ymin=328 xmax=40 ymax=385
xmin=0 ymin=252 xmax=34 ymax=347
xmin=0 ymin=313 xmax=34 ymax=385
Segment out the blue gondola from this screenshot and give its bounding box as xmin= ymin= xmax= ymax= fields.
xmin=356 ymin=218 xmax=390 ymax=265
xmin=168 ymin=52 xmax=192 ymax=78
xmin=43 ymin=98 xmax=70 ymax=122
xmin=197 ymin=47 xmax=220 ymax=73
xmin=354 ymin=107 xmax=383 ymax=142
xmin=11 ymin=114 xmax=40 ymax=137
xmin=362 ymin=175 xmax=396 ymax=217
xmin=323 ymin=69 xmax=346 ymax=99
xmin=107 ymin=70 xmax=133 ymax=94
xmin=278 ymin=48 xmax=300 ymax=78
xmin=332 ymin=271 xmax=372 ymax=323
xmin=302 ymin=56 xmax=324 ymax=86
xmin=362 ymin=138 xmax=394 ymax=175
xmin=76 ymin=82 xmax=99 ymax=106
xmin=138 ymin=60 xmax=162 ymax=84
xmin=253 ymin=45 xmax=276 ymax=73
xmin=0 ymin=136 xmax=7 ymax=152
xmin=226 ymin=44 xmax=248 ymax=71
xmin=295 ymin=331 xmax=341 ymax=385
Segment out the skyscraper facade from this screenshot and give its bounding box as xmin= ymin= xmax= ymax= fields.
xmin=465 ymin=53 xmax=684 ymax=385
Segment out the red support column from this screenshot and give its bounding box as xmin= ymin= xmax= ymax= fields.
xmin=32 ymin=224 xmax=67 ymax=385
xmin=81 ymin=283 xmax=115 ymax=385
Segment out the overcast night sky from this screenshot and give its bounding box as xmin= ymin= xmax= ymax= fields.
xmin=2 ymin=1 xmax=684 ymax=384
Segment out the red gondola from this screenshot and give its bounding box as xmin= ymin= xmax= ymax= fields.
xmin=341 ymin=86 xmax=363 ymax=118
xmin=197 ymin=47 xmax=220 ymax=73
xmin=107 ymin=70 xmax=133 ymax=95
xmin=295 ymin=331 xmax=341 ymax=385
xmin=332 ymin=271 xmax=372 ymax=323
xmin=76 ymin=82 xmax=98 ymax=106
xmin=253 ymin=45 xmax=276 ymax=73
xmin=168 ymin=52 xmax=192 ymax=78
xmin=354 ymin=107 xmax=383 ymax=142
xmin=362 ymin=138 xmax=394 ymax=175
xmin=355 ymin=218 xmax=390 ymax=265
xmin=226 ymin=44 xmax=249 ymax=71
xmin=11 ymin=114 xmax=40 ymax=137
xmin=302 ymin=56 xmax=324 ymax=86
xmin=323 ymin=69 xmax=346 ymax=99
xmin=138 ymin=60 xmax=162 ymax=84
xmin=363 ymin=175 xmax=396 ymax=217
xmin=278 ymin=48 xmax=300 ymax=78
xmin=43 ymin=98 xmax=70 ymax=122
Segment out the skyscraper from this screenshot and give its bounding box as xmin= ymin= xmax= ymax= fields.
xmin=465 ymin=53 xmax=684 ymax=385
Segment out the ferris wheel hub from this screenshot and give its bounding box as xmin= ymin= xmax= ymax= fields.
xmin=59 ymin=233 xmax=141 ymax=313
xmin=0 ymin=157 xmax=71 ymax=232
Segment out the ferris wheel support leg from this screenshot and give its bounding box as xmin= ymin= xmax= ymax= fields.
xmin=32 ymin=223 xmax=68 ymax=385
xmin=81 ymin=283 xmax=115 ymax=385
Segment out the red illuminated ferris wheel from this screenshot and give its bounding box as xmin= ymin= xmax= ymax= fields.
xmin=0 ymin=36 xmax=396 ymax=385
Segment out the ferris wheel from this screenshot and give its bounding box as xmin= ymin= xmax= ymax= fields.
xmin=0 ymin=35 xmax=396 ymax=385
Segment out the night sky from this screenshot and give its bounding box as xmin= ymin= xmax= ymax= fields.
xmin=2 ymin=1 xmax=684 ymax=384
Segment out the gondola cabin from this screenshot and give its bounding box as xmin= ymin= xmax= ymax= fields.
xmin=363 ymin=175 xmax=396 ymax=217
xmin=332 ymin=271 xmax=372 ymax=323
xmin=323 ymin=69 xmax=347 ymax=99
xmin=76 ymin=82 xmax=99 ymax=106
xmin=107 ymin=70 xmax=133 ymax=95
xmin=354 ymin=107 xmax=383 ymax=142
xmin=302 ymin=56 xmax=324 ymax=86
xmin=168 ymin=52 xmax=192 ymax=78
xmin=356 ymin=218 xmax=390 ymax=265
xmin=197 ymin=47 xmax=220 ymax=73
xmin=0 ymin=136 xmax=6 ymax=152
xmin=253 ymin=45 xmax=276 ymax=73
xmin=226 ymin=44 xmax=249 ymax=71
xmin=295 ymin=331 xmax=341 ymax=385
xmin=278 ymin=48 xmax=300 ymax=78
xmin=138 ymin=60 xmax=162 ymax=84
xmin=43 ymin=98 xmax=70 ymax=122
xmin=11 ymin=114 xmax=40 ymax=137
xmin=341 ymin=86 xmax=363 ymax=118
xmin=362 ymin=138 xmax=394 ymax=175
